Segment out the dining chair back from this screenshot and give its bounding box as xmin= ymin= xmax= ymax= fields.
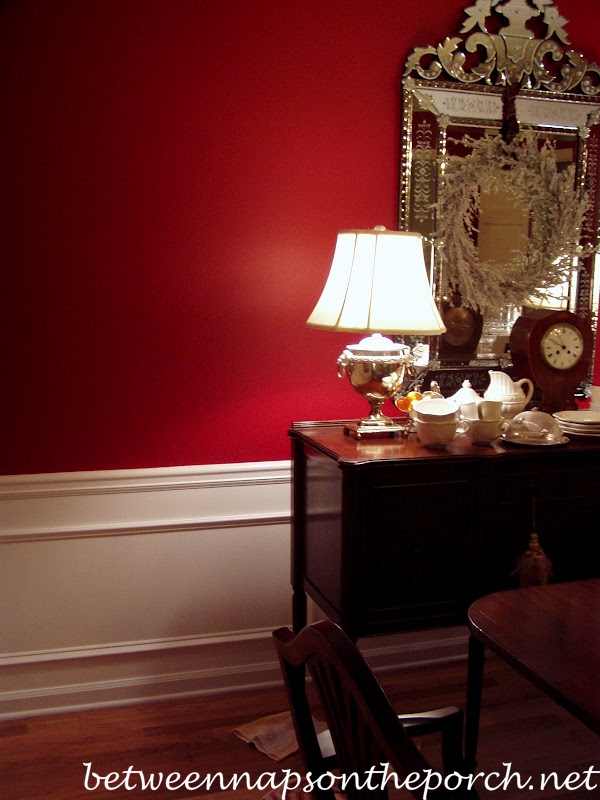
xmin=273 ymin=620 xmax=469 ymax=799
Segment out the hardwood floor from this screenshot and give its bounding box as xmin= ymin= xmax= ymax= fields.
xmin=1 ymin=653 xmax=599 ymax=800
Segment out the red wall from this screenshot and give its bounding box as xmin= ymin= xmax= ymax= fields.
xmin=2 ymin=0 xmax=600 ymax=475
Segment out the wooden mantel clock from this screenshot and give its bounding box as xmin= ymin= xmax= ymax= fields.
xmin=509 ymin=310 xmax=594 ymax=414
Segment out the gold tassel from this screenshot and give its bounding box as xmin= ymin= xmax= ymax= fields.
xmin=512 ymin=531 xmax=553 ymax=587
xmin=512 ymin=491 xmax=552 ymax=588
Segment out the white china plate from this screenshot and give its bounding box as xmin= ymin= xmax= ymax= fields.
xmin=501 ymin=433 xmax=569 ymax=447
xmin=557 ymin=423 xmax=600 ymax=434
xmin=553 ymin=410 xmax=600 ymax=425
xmin=556 ymin=419 xmax=600 ymax=428
xmin=556 ymin=428 xmax=600 ymax=439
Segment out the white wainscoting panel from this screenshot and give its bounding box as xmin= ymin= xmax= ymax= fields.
xmin=0 ymin=463 xmax=467 ymax=719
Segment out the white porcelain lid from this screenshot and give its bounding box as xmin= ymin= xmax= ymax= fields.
xmin=346 ymin=333 xmax=409 ymax=356
xmin=449 ymin=380 xmax=480 ymax=405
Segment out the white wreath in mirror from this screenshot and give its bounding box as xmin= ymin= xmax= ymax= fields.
xmin=435 ymin=132 xmax=593 ymax=311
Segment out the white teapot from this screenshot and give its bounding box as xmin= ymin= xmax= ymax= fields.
xmin=484 ymin=371 xmax=534 ymax=419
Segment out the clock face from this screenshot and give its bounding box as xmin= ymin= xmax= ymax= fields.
xmin=442 ymin=307 xmax=476 ymax=347
xmin=540 ymin=323 xmax=584 ymax=371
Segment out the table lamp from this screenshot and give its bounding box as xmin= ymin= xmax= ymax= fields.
xmin=307 ymin=227 xmax=446 ymax=437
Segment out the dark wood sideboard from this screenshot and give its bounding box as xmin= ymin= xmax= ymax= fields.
xmin=289 ymin=421 xmax=600 ymax=640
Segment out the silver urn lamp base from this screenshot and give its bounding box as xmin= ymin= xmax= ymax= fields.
xmin=337 ymin=334 xmax=412 ymax=439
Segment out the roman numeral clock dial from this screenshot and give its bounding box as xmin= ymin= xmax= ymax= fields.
xmin=540 ymin=324 xmax=583 ymax=370
xmin=509 ymin=311 xmax=594 ymax=414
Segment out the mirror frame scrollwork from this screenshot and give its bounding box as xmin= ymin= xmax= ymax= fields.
xmin=399 ymin=0 xmax=600 ymax=362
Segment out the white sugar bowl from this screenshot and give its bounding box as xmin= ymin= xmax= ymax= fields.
xmin=449 ymin=380 xmax=482 ymax=420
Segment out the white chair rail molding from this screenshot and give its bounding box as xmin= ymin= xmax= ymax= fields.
xmin=0 ymin=462 xmax=467 ymax=719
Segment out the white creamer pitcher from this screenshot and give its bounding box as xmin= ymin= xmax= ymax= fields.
xmin=484 ymin=371 xmax=534 ymax=419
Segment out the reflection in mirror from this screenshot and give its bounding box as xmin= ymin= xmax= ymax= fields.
xmin=399 ymin=0 xmax=600 ymax=381
xmin=436 ymin=130 xmax=589 ymax=310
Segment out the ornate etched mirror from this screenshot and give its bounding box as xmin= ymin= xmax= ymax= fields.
xmin=400 ymin=0 xmax=600 ymax=381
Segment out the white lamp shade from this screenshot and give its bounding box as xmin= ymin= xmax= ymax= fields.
xmin=307 ymin=229 xmax=446 ymax=335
